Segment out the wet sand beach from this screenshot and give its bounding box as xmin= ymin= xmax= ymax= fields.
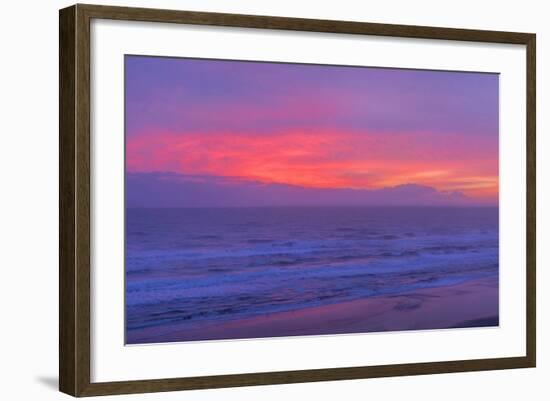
xmin=127 ymin=276 xmax=498 ymax=344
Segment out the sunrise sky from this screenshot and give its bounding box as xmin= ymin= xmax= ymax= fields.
xmin=125 ymin=55 xmax=499 ymax=207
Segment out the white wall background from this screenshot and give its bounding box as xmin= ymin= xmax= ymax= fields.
xmin=0 ymin=0 xmax=546 ymax=400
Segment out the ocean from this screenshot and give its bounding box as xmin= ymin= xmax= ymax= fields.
xmin=125 ymin=206 xmax=498 ymax=343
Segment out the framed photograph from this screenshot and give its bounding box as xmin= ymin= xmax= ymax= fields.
xmin=59 ymin=4 xmax=536 ymax=397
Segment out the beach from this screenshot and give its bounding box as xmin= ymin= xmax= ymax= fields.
xmin=127 ymin=275 xmax=498 ymax=344
xmin=126 ymin=206 xmax=499 ymax=344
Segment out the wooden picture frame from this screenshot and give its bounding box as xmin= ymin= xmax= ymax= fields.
xmin=59 ymin=3 xmax=536 ymax=397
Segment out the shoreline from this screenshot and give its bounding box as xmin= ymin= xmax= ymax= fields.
xmin=127 ymin=276 xmax=498 ymax=344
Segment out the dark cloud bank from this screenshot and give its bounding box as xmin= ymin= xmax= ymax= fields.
xmin=126 ymin=172 xmax=491 ymax=208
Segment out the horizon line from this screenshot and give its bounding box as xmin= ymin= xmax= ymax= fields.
xmin=125 ymin=205 xmax=499 ymax=209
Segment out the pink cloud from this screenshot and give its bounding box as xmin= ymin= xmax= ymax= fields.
xmin=126 ymin=128 xmax=498 ymax=202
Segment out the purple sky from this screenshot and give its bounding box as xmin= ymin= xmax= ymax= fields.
xmin=125 ymin=55 xmax=499 ymax=207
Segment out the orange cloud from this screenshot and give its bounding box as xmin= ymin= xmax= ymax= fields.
xmin=127 ymin=129 xmax=498 ymax=202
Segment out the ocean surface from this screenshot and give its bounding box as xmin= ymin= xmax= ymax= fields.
xmin=125 ymin=206 xmax=498 ymax=343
